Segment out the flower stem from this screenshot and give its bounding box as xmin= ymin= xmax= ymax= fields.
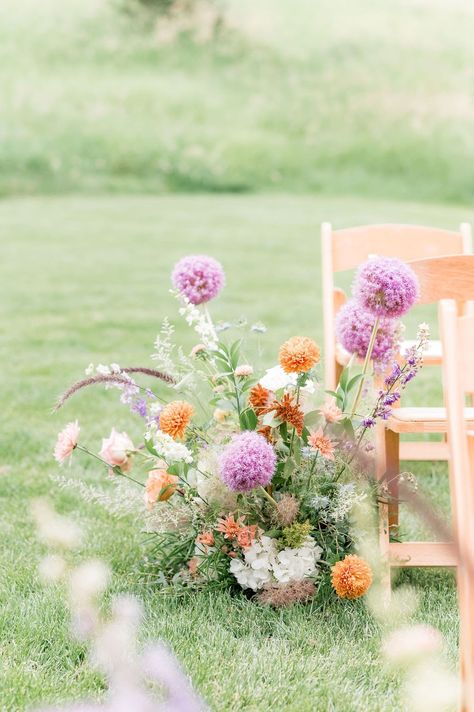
xmin=76 ymin=445 xmax=145 ymax=487
xmin=350 ymin=317 xmax=379 ymax=418
xmin=260 ymin=486 xmax=278 ymax=508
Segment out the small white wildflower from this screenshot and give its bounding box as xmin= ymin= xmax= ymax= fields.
xmin=110 ymin=363 xmax=121 ymax=374
xmin=69 ymin=560 xmax=111 ymax=606
xmin=149 ymin=402 xmax=162 ymax=416
xmin=96 ymin=364 xmax=111 ymax=376
xmin=31 ymin=499 xmax=82 ymax=550
xmin=85 ymin=363 xmax=94 ymax=376
xmin=382 ymin=625 xmax=443 ymax=668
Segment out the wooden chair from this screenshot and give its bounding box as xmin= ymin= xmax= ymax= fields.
xmin=321 ymin=222 xmax=472 ymax=463
xmin=379 ymin=256 xmax=474 ymax=587
xmin=441 ymin=299 xmax=474 ymax=711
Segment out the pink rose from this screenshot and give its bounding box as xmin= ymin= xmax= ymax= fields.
xmin=99 ymin=428 xmax=134 ymax=473
xmin=54 ymin=421 xmax=80 ymax=464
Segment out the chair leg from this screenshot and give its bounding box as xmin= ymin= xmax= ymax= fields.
xmin=377 ymin=426 xmax=392 ymax=603
xmin=385 ymin=428 xmax=400 ymax=531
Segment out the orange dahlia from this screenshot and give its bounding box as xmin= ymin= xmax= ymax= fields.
xmin=248 ymin=384 xmax=272 ymax=414
xmin=265 ymin=393 xmax=304 ymax=437
xmin=331 ymin=555 xmax=373 ymax=599
xmin=308 ymin=428 xmax=335 ymax=461
xmin=279 ymin=336 xmax=320 ymax=374
xmin=159 ymin=400 xmax=194 ymax=439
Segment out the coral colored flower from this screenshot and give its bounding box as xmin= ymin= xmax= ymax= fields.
xmin=172 ymin=255 xmax=225 ymax=305
xmin=336 ymin=299 xmax=399 ymax=364
xmin=99 ymin=428 xmax=134 ymax=472
xmin=197 ymin=531 xmax=215 ymax=547
xmin=213 ymin=408 xmax=230 ymax=423
xmin=145 ymin=469 xmax=178 ymax=509
xmin=216 ymin=514 xmax=244 ymax=540
xmin=235 ymin=364 xmax=253 ymax=377
xmin=353 ymin=256 xmax=419 ymax=318
xmin=54 ymin=421 xmax=80 ymax=464
xmin=159 ymin=400 xmax=194 ymax=440
xmin=236 ymin=525 xmax=258 ymax=549
xmin=249 ymin=383 xmax=273 ymax=414
xmin=308 ymin=428 xmax=335 ymax=460
xmin=331 ymin=554 xmax=373 ymax=599
xmin=265 ymin=393 xmax=305 ymax=437
xmin=320 ymin=397 xmax=344 ymax=423
xmin=188 ymin=558 xmax=199 ymax=576
xmin=279 ymin=336 xmax=320 ymax=374
xmin=220 ymin=431 xmax=276 ymax=492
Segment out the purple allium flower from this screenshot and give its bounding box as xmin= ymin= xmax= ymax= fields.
xmin=336 ymin=300 xmax=399 ymax=364
xmin=171 ymin=255 xmax=225 ymax=305
xmin=353 ymin=257 xmax=419 ymax=318
xmin=220 ymin=431 xmax=276 ymax=492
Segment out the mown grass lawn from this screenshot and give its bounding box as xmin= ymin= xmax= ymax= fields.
xmin=1 ymin=193 xmax=472 ymax=711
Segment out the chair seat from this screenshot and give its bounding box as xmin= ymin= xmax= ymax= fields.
xmin=335 ymin=339 xmax=442 ymax=367
xmin=387 ymin=407 xmax=474 ymax=433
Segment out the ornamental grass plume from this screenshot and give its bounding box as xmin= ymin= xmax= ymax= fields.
xmin=219 ymin=431 xmax=276 ymax=492
xmin=279 ymin=336 xmax=320 ymax=373
xmin=353 ymin=256 xmax=419 ymax=318
xmin=335 ymin=299 xmax=399 ymax=364
xmin=159 ymin=400 xmax=194 ymax=439
xmin=257 ymin=580 xmax=316 ymax=608
xmin=171 ymin=254 xmax=225 ymax=305
xmin=331 ymin=554 xmax=373 ymax=599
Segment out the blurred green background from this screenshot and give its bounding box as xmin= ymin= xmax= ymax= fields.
xmin=2 ymin=0 xmax=474 ymax=201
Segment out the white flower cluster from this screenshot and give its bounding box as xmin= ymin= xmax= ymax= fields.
xmin=85 ymin=362 xmax=122 ymax=376
xmin=196 ymin=449 xmax=237 ymax=509
xmin=229 ymin=535 xmax=322 ymax=592
xmin=416 ymin=322 xmax=430 ymax=351
xmin=175 ymin=291 xmax=218 ymax=350
xmin=149 ymin=429 xmax=193 ymax=465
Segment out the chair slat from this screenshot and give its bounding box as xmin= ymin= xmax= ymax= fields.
xmin=408 ymin=254 xmax=474 ymax=305
xmin=331 ymin=224 xmax=467 ymax=272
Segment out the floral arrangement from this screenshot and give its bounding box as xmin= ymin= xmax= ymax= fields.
xmin=54 ymin=253 xmax=427 ymax=607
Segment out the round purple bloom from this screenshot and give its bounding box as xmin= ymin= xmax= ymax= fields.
xmin=171 ymin=255 xmax=225 ymax=305
xmin=353 ymin=256 xmax=419 ymax=318
xmin=220 ymin=431 xmax=276 ymax=492
xmin=336 ymin=300 xmax=399 ymax=364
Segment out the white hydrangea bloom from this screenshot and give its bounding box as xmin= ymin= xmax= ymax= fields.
xmin=272 ymin=537 xmax=322 ymax=584
xmin=229 ymin=536 xmax=276 ymax=591
xmin=151 ymin=430 xmax=193 ymax=465
xmin=259 ymin=365 xmax=297 ymax=391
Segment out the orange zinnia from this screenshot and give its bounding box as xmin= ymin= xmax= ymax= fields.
xmin=159 ymin=400 xmax=194 ymax=439
xmin=279 ymin=336 xmax=320 ymax=374
xmin=236 ymin=524 xmax=257 ymax=549
xmin=265 ymin=393 xmax=304 ymax=437
xmin=248 ymin=384 xmax=272 ymax=414
xmin=331 ymin=555 xmax=373 ymax=599
xmin=308 ymin=428 xmax=335 ymax=460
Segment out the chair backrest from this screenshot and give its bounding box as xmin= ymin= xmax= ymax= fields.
xmin=321 ymin=222 xmax=472 ymax=388
xmin=440 ymin=299 xmax=474 ymax=709
xmin=407 ymin=254 xmax=474 ymax=306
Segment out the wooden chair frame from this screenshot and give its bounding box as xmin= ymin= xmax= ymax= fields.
xmin=441 ymin=299 xmax=474 ymax=711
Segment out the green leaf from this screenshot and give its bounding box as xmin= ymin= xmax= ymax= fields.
xmin=144 ymin=438 xmax=158 ymax=457
xmin=346 ymin=373 xmax=364 ymax=393
xmin=230 ymin=339 xmax=242 ymax=369
xmin=304 ymin=409 xmax=322 ymax=428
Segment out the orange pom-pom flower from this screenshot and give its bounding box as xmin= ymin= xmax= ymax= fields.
xmin=159 ymin=400 xmax=194 ymax=439
xmin=331 ymin=554 xmax=373 ymax=599
xmin=279 ymin=336 xmax=320 ymax=374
